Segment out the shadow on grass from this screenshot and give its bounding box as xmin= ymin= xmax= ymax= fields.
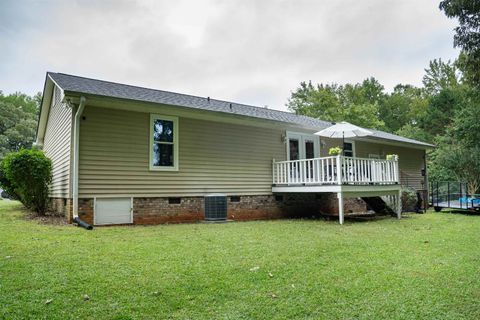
xmin=438 ymin=208 xmax=480 ymax=216
xmin=289 ymin=212 xmax=413 ymax=223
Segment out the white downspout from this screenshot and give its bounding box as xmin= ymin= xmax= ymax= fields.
xmin=72 ymin=96 xmax=86 ymax=219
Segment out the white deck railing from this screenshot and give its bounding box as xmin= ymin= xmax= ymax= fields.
xmin=272 ymin=156 xmax=399 ymax=185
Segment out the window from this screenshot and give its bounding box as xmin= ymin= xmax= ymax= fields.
xmin=343 ymin=140 xmax=355 ymax=157
xmin=150 ymin=114 xmax=179 ymax=171
xmin=289 ymin=138 xmax=300 ymax=160
xmin=305 ymin=140 xmax=315 ymax=159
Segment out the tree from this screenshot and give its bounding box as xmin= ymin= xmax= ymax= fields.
xmin=0 ymin=92 xmax=41 ymax=114
xmin=0 ymin=92 xmax=39 ymax=158
xmin=287 ymin=81 xmax=343 ymax=120
xmin=451 ymin=89 xmax=480 ymax=145
xmin=380 ymin=84 xmax=428 ymax=134
xmin=433 ymin=143 xmax=480 ymax=196
xmin=287 ymin=78 xmax=385 ymax=129
xmin=340 ymin=101 xmax=385 ymax=129
xmin=358 ymin=77 xmax=385 ymax=104
xmin=440 ymin=0 xmax=480 ymax=86
xmin=422 ymin=58 xmax=460 ymax=95
xmin=429 ymin=89 xmax=480 ymax=195
xmin=420 ymin=86 xmax=465 ymax=138
xmin=395 ymin=123 xmax=431 ymax=144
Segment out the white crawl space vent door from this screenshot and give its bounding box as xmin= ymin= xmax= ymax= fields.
xmin=94 ymin=198 xmax=132 ymax=225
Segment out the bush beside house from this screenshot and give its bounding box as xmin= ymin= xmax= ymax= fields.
xmin=0 ymin=149 xmax=52 ymax=214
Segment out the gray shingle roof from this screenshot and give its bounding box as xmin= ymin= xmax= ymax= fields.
xmin=368 ymin=129 xmax=433 ymax=147
xmin=47 ymin=72 xmax=433 ymax=148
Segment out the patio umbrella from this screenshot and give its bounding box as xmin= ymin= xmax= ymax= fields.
xmin=315 ymin=121 xmax=372 ymax=156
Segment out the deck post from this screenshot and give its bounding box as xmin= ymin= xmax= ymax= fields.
xmin=336 ymin=155 xmax=342 ymax=185
xmin=337 ymin=192 xmax=344 ymax=225
xmin=397 ymin=189 xmax=402 ymax=219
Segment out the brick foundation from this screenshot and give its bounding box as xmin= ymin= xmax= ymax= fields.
xmin=134 ymin=197 xmax=203 ymax=224
xmin=133 ymin=194 xmax=333 ymax=224
xmin=50 ymin=198 xmax=73 ymax=222
xmin=65 ymin=193 xmax=370 ymax=226
xmin=315 ymin=193 xmax=368 ymax=215
xmin=78 ymin=199 xmax=94 ymax=225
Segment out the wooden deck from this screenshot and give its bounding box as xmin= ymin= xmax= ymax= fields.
xmin=272 ymin=156 xmax=399 ymax=188
xmin=272 ymin=156 xmax=402 ymax=224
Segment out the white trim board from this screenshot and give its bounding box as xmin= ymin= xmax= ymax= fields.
xmin=272 ymin=184 xmax=401 ymax=196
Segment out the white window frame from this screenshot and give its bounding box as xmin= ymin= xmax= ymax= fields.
xmin=343 ymin=139 xmax=356 ymax=157
xmin=149 ymin=114 xmax=179 ymax=171
xmin=286 ymin=131 xmax=320 ymax=160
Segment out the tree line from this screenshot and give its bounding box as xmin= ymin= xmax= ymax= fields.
xmin=0 ymin=92 xmax=40 ymax=159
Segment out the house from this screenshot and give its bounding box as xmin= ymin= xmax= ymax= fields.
xmin=35 ymin=72 xmax=433 ymax=225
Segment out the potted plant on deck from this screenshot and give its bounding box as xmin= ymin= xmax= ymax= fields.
xmin=386 ymin=154 xmax=399 ymax=161
xmin=328 ymin=147 xmax=342 ymax=156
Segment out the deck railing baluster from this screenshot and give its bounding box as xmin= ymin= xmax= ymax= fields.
xmin=272 ymin=156 xmax=398 ymax=186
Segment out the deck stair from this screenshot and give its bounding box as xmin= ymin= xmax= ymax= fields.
xmin=361 ymin=197 xmax=396 ymax=216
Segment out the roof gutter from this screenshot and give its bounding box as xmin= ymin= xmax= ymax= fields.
xmin=72 ymin=96 xmax=86 ymax=219
xmin=354 ymin=136 xmax=435 ymax=150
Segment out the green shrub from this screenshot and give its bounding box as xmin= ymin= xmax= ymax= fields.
xmin=0 ymin=149 xmax=52 ymax=214
xmin=328 ymin=147 xmax=342 ymax=156
xmin=402 ymin=187 xmax=418 ymax=212
xmin=0 ymin=162 xmax=18 ymax=200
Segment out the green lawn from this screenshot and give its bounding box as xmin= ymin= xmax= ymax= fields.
xmin=1 ymin=201 xmax=479 ymax=319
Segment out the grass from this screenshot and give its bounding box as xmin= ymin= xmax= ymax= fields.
xmin=1 ymin=201 xmax=480 ymax=319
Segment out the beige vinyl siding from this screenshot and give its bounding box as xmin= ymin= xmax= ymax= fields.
xmin=43 ymin=85 xmax=73 ymax=198
xmin=354 ymin=141 xmax=426 ymax=190
xmin=78 ymin=106 xmax=286 ymax=197
xmin=347 ymin=141 xmax=425 ymax=190
xmin=319 ymin=138 xmax=342 ymax=157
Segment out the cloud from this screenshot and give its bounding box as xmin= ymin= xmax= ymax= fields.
xmin=0 ymin=0 xmax=459 ymax=111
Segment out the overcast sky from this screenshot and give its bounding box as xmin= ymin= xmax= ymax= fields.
xmin=0 ymin=0 xmax=458 ymax=111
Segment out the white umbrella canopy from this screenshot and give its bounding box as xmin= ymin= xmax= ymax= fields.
xmin=315 ymin=121 xmax=372 ymax=156
xmin=315 ymin=121 xmax=372 ymax=138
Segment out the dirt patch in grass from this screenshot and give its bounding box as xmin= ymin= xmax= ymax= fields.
xmin=23 ymin=211 xmax=68 ymax=226
xmin=2 ymin=201 xmax=68 ymax=225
